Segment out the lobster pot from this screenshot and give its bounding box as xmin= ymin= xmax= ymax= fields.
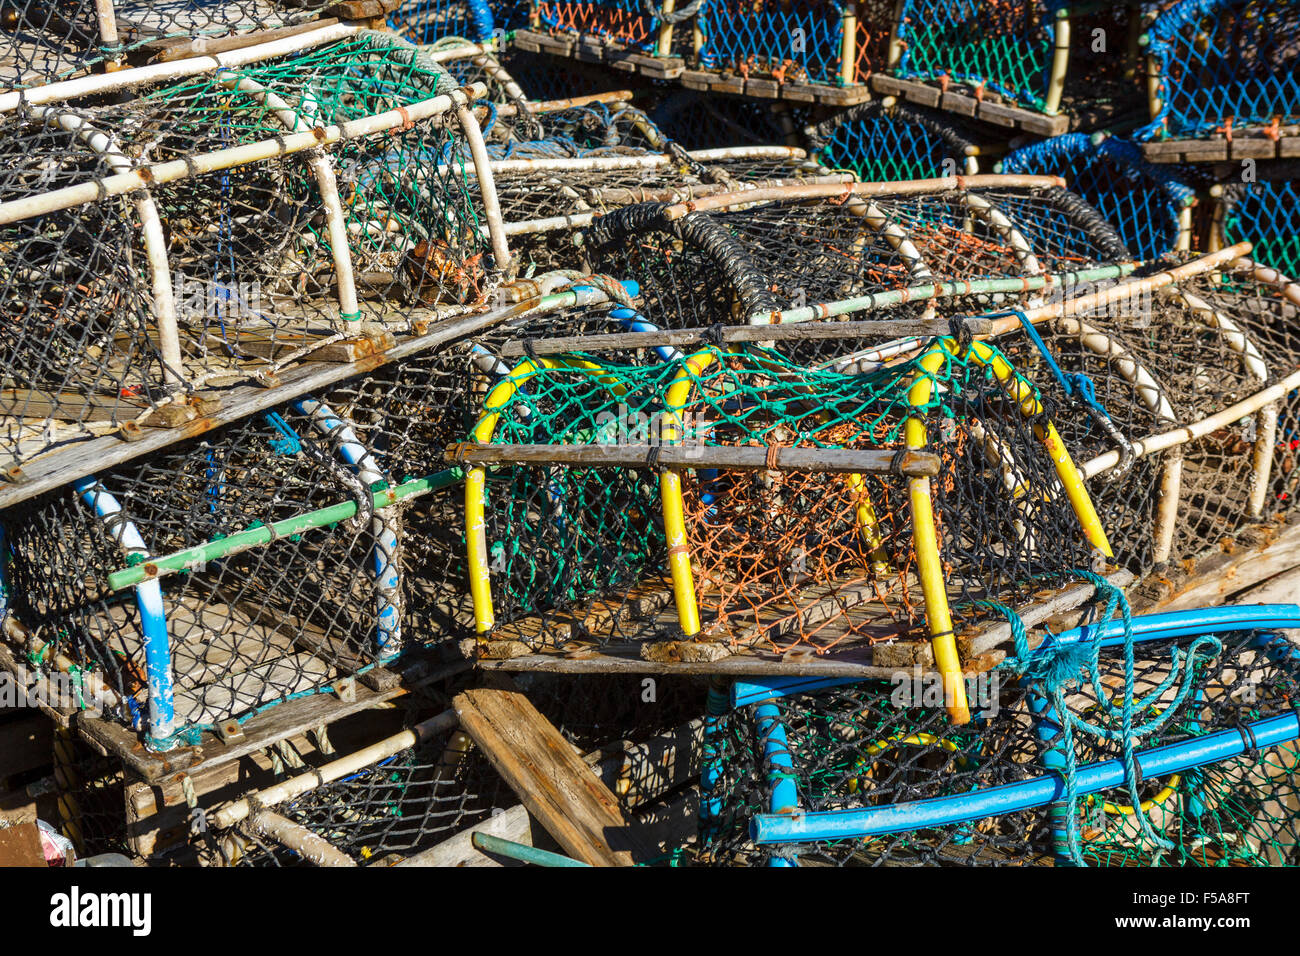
xmin=0 ymin=0 xmax=328 ymax=88
xmin=390 ymin=0 xmax=496 ymax=43
xmin=1003 ymin=271 xmax=1290 ymax=574
xmin=649 ymin=90 xmax=802 ymax=151
xmin=809 ymin=101 xmax=984 ymax=181
xmin=1163 ymin=262 xmax=1300 ymax=524
xmin=581 ymin=181 xmax=1129 ymax=334
xmin=702 ymin=619 xmax=1300 ymax=866
xmin=1000 ymin=134 xmax=1195 ymax=259
xmin=0 ymin=33 xmax=492 ymax=469
xmin=533 ymin=0 xmax=686 ymax=56
xmin=225 ymin=719 xmax=511 ymax=866
xmin=0 ymin=400 xmax=408 ymax=750
xmin=1219 ymin=163 xmax=1300 ymax=282
xmin=696 ymin=0 xmax=894 ymax=89
xmin=465 ymin=340 xmax=1107 ymax=683
xmin=1139 ymin=0 xmax=1300 ymax=142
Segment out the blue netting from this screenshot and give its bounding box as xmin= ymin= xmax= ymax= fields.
xmin=1137 ymin=0 xmax=1300 ymax=141
xmin=698 ymin=0 xmax=892 ymax=86
xmin=391 ymin=0 xmax=495 ymax=43
xmin=810 ymin=101 xmax=979 ymax=180
xmin=1000 ymin=134 xmax=1196 ymax=259
xmin=894 ymin=0 xmax=1063 ymax=110
xmin=1222 ymin=165 xmax=1300 ymax=280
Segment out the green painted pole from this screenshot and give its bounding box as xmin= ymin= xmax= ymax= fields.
xmin=746 ymin=264 xmax=1136 ymax=325
xmin=106 ymin=466 xmax=465 ymax=593
xmin=470 ymin=831 xmax=591 ymax=867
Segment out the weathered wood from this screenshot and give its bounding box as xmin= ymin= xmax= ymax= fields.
xmin=0 ymin=821 xmax=46 ymax=866
xmin=497 ymin=317 xmax=996 ymax=357
xmin=1141 ymin=135 xmax=1300 ymax=165
xmin=960 ymin=570 xmax=1135 ymax=658
xmin=0 ymin=300 xmax=523 ymax=509
xmin=395 ymin=716 xmax=703 ymax=866
xmin=453 ymin=682 xmax=656 ymax=865
xmin=1232 ymin=565 xmax=1300 ymax=604
xmin=870 ymin=74 xmax=1070 ymax=137
xmin=1140 ymin=519 xmax=1300 ymax=611
xmin=448 ymin=442 xmax=941 ymax=477
xmin=143 ymin=18 xmax=341 ymax=62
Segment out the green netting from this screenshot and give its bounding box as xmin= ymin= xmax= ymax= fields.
xmin=470 ymin=338 xmax=1100 ymax=656
xmin=895 ymin=0 xmax=1058 ymax=111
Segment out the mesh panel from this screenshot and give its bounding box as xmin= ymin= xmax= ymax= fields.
xmin=697 ymin=0 xmax=894 ymax=86
xmin=702 ymin=626 xmax=1300 ymax=866
xmin=810 ymin=101 xmax=981 ymax=181
xmin=1221 ymin=163 xmax=1300 ymax=282
xmin=0 ymin=1 xmax=328 ymax=88
xmin=1139 ymin=0 xmax=1300 ymax=141
xmin=894 ymin=0 xmax=1057 ymax=110
xmin=390 ymin=0 xmax=495 ymax=43
xmin=226 ymin=720 xmax=511 ymax=866
xmin=1000 ymin=134 xmax=1195 ymax=259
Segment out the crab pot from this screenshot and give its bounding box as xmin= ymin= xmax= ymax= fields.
xmin=465 ymin=337 xmax=1110 ymax=726
xmin=1139 ymin=0 xmax=1300 ymax=142
xmin=0 ymin=0 xmax=329 ymax=88
xmin=580 ymin=179 xmax=1130 ymax=335
xmin=702 ymin=614 xmax=1300 ymax=866
xmin=390 ymin=0 xmax=497 ymax=43
xmin=1218 ymin=162 xmax=1300 ymax=282
xmin=808 ymin=101 xmax=986 ymax=181
xmin=0 ymin=32 xmax=497 ymax=469
xmin=1000 ymin=134 xmax=1195 ymax=259
xmin=1156 ymin=263 xmax=1300 ymax=528
xmin=695 ymin=0 xmax=895 ymax=89
xmin=1 ymin=400 xmax=410 ymax=751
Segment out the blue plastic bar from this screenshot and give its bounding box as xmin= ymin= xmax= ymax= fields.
xmin=73 ymin=476 xmax=178 ymax=749
xmin=698 ymin=681 xmax=731 ymax=839
xmin=755 ymin=701 xmax=798 ymax=867
xmin=750 ymin=710 xmax=1300 ymax=845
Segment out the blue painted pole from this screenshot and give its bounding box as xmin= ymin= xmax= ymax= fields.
xmin=754 ymin=701 xmax=798 ymax=867
xmin=73 ymin=477 xmax=178 ymax=750
xmin=293 ymin=399 xmax=403 ymax=661
xmin=750 ymin=710 xmax=1300 ymax=845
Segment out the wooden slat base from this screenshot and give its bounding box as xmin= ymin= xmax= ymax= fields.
xmin=1141 ymin=133 xmax=1300 ymax=164
xmin=870 ymin=75 xmax=1071 ymax=137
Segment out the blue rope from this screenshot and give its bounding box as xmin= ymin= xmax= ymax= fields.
xmin=990 ymin=309 xmax=1115 ymax=426
xmin=996 ymin=571 xmax=1222 ymax=865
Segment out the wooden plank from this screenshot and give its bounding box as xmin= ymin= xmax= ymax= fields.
xmin=141 ymin=18 xmax=339 ymax=62
xmin=449 ymin=442 xmax=941 ymax=477
xmin=0 ymin=301 xmax=518 ymax=508
xmin=395 ymin=716 xmax=703 ymax=867
xmin=1139 ymin=519 xmax=1300 ymax=612
xmin=453 ymin=682 xmax=656 ymax=865
xmin=0 ymin=821 xmax=46 ymax=866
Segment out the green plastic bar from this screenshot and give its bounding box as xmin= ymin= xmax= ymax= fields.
xmin=747 ymin=264 xmax=1136 ymax=325
xmin=470 ymin=831 xmax=591 ymax=867
xmin=105 ymin=467 xmax=464 ymax=593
